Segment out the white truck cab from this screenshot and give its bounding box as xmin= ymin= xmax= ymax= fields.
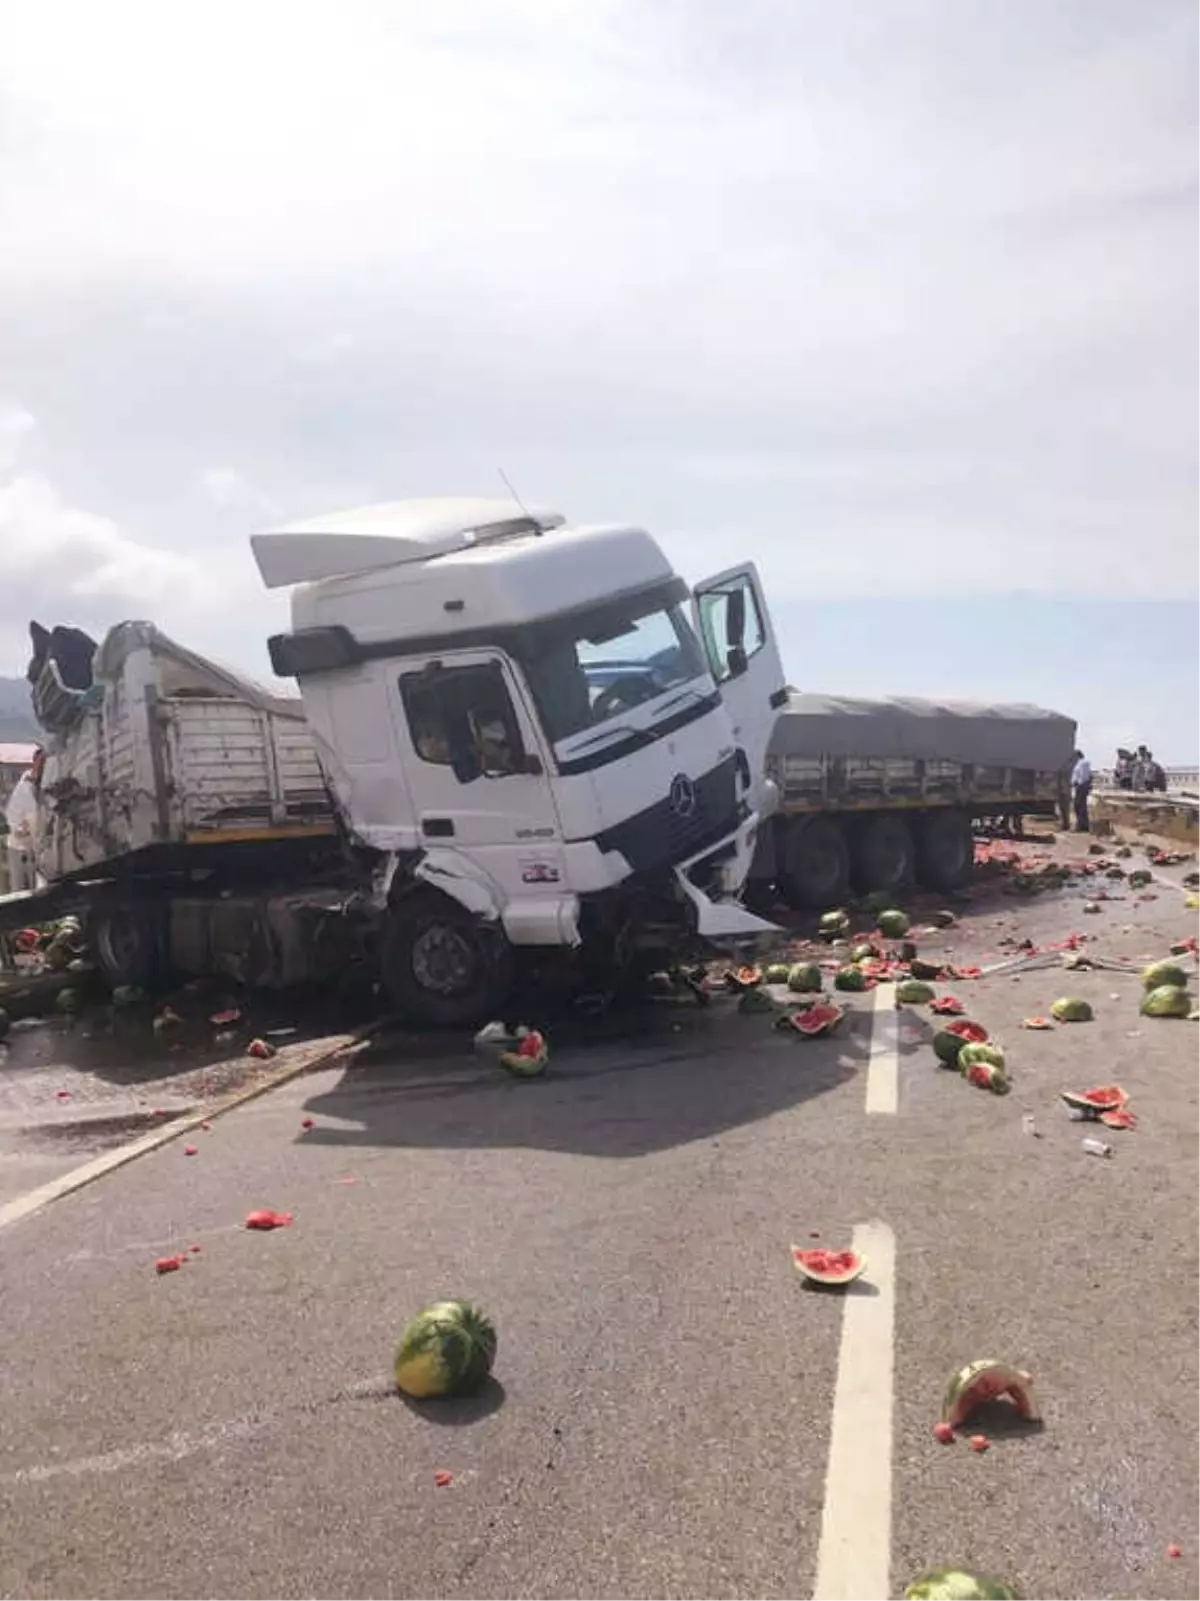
xmin=253 ymin=498 xmax=785 ymax=1024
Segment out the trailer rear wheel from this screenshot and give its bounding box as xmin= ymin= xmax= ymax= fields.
xmin=916 ymin=809 xmax=975 ymax=891
xmin=850 ymin=815 xmax=915 ymax=895
xmin=778 ymin=817 xmax=851 ymax=909
xmin=381 ymin=893 xmax=515 ymax=1028
xmin=92 ymin=902 xmax=166 ymax=990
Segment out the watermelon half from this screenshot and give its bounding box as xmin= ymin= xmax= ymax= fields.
xmin=904 ymin=1569 xmax=1018 ymax=1600
xmin=724 ymin=965 xmax=763 ymax=993
xmin=499 ymin=1030 xmax=548 ymax=1077
xmin=791 ymin=1246 xmax=866 ymax=1286
xmin=1060 ymin=1084 xmax=1127 ymax=1115
xmin=932 ymin=1020 xmax=988 ymax=1065
xmin=942 ymin=1359 xmax=1038 ymax=1429
xmin=776 ymin=1002 xmax=845 ymax=1038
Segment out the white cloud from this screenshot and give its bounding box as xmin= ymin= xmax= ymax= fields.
xmin=198 ymin=466 xmax=279 ymax=518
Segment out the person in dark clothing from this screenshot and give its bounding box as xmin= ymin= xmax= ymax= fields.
xmin=1070 ymin=749 xmax=1093 ymax=832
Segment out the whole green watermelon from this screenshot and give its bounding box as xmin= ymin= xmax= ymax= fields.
xmin=904 ymin=1569 xmax=1017 ymax=1600
xmin=394 ymin=1301 xmax=497 ymax=1398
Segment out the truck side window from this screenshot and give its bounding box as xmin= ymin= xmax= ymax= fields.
xmin=698 ymin=577 xmax=766 ymax=683
xmin=400 ymin=665 xmax=525 ymax=777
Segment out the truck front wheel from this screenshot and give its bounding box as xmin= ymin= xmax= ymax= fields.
xmin=380 ymin=894 xmax=515 ymax=1028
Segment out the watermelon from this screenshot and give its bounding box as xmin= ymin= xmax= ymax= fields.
xmin=833 ymin=965 xmax=869 ymax=992
xmin=904 ymin=1569 xmax=1018 ymax=1599
xmin=787 ymin=962 xmax=824 ymax=993
xmin=1128 ymin=869 xmax=1152 ymax=888
xmin=863 ymin=890 xmax=894 ymax=914
xmin=957 ymin=1042 xmax=1006 ymax=1073
xmin=909 ymin=958 xmax=944 ymax=981
xmin=876 ymin=909 xmax=910 ymax=938
xmin=819 ymin=910 xmax=850 ymax=940
xmin=776 ymin=1002 xmax=844 ymax=1038
xmin=1141 ymin=961 xmax=1188 ymax=991
xmin=54 ymin=987 xmax=82 ymax=1015
xmin=1100 ymin=1107 xmax=1138 ymax=1130
xmin=1020 ymin=1016 xmax=1054 ymax=1030
xmin=724 ymin=965 xmax=762 ymax=993
xmin=790 ymin=1246 xmax=866 ymax=1286
xmin=895 ymin=980 xmax=935 ymax=1005
xmin=962 ymin=1061 xmax=1009 ymax=1095
xmin=942 ymin=1359 xmax=1038 ymax=1429
xmin=1060 ymin=1084 xmax=1127 ymax=1115
xmin=737 ymin=987 xmax=777 ymax=1015
xmin=851 ymin=941 xmax=880 ymax=963
xmin=1050 ymin=996 xmax=1093 ymax=1022
xmin=763 ymin=963 xmax=792 ymax=985
xmin=932 ymin=1020 xmax=988 ymax=1065
xmin=499 ymin=1030 xmax=548 ymax=1077
xmin=930 ymin=910 xmax=958 ymax=929
xmin=394 ymin=1301 xmax=497 ymax=1399
xmin=1140 ymin=984 xmax=1194 ymax=1019
xmin=928 ymin=994 xmax=964 ymax=1015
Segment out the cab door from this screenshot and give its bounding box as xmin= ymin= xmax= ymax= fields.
xmin=691 ymin=564 xmax=787 ymax=815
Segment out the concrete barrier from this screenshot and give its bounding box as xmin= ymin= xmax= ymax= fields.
xmin=1091 ymin=789 xmax=1198 ymax=847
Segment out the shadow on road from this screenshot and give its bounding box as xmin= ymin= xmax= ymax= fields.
xmin=398 ymin=1376 xmax=507 ymax=1427
xmin=298 ymin=998 xmax=862 ymax=1160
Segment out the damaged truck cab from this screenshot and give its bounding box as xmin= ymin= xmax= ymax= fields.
xmin=253 ymin=498 xmax=787 ymax=1023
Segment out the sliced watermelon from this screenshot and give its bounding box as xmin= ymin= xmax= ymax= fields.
xmin=932 ymin=1020 xmax=988 ymax=1065
xmin=929 ymin=995 xmax=965 ymax=1015
xmin=1060 ymin=1084 xmax=1128 ymax=1115
xmin=1021 ymin=1016 xmax=1055 ymax=1030
xmin=1100 ymin=1107 xmax=1138 ymax=1131
xmin=776 ymin=1002 xmax=845 ymax=1038
xmin=791 ymin=1245 xmax=867 ymax=1286
xmin=724 ymin=965 xmax=763 ymax=993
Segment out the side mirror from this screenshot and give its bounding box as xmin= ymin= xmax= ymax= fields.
xmin=726 ymin=645 xmax=748 ymax=679
xmin=726 ymin=586 xmax=746 ymax=650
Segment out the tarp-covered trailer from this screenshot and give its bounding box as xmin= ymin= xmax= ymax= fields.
xmin=749 ymin=691 xmax=1076 ymax=907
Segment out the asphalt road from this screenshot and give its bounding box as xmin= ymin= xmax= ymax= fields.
xmin=0 ymin=840 xmax=1196 ymax=1600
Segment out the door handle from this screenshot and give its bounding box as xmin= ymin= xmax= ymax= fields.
xmin=422 ymin=818 xmax=455 ymax=838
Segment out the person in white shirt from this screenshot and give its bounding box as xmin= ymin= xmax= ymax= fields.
xmin=4 ymin=766 xmax=41 ymax=892
xmin=1070 ymin=749 xmax=1093 ymax=833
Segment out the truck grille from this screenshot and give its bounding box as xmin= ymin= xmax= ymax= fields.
xmin=593 ymin=756 xmax=739 ymax=876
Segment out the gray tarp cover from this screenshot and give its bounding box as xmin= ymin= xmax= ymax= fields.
xmin=769 ymin=691 xmax=1077 ymax=771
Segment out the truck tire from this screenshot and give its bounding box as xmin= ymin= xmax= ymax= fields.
xmin=850 ymin=815 xmax=915 ymax=895
xmin=916 ymin=808 xmax=975 ymax=892
xmin=380 ymin=893 xmax=515 ymax=1028
xmin=778 ymin=816 xmax=851 ymax=909
xmin=92 ymin=901 xmax=167 ymax=990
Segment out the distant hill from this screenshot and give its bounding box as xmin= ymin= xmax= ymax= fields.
xmin=0 ymin=677 xmax=38 ymax=743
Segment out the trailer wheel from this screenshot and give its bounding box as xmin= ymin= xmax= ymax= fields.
xmin=916 ymin=809 xmax=975 ymax=892
xmin=778 ymin=816 xmax=851 ymax=909
xmin=380 ymin=893 xmax=515 ymax=1028
xmin=849 ymin=815 xmax=915 ymax=895
xmin=92 ymin=902 xmax=166 ymax=989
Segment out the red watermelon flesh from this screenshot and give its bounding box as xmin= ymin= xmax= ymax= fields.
xmin=1100 ymin=1108 xmax=1137 ymax=1130
xmin=1060 ymin=1084 xmax=1128 ymax=1115
xmin=791 ymin=1246 xmax=866 ymax=1285
xmin=929 ymin=995 xmax=965 ymax=1015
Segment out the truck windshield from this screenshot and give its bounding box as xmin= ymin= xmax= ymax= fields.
xmin=518 ymin=592 xmax=710 ymax=745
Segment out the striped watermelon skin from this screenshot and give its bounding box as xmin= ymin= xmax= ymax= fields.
xmin=394 ymin=1301 xmax=497 ymax=1398
xmin=904 ymin=1569 xmax=1017 ymax=1599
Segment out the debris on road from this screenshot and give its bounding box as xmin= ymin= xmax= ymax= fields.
xmin=1141 ymin=985 xmax=1194 ymax=1019
xmin=904 ymin=1568 xmax=1016 ymax=1599
xmin=942 ymin=1360 xmax=1038 ymax=1429
xmin=1060 ymin=1085 xmax=1128 ymax=1117
xmin=393 ymin=1300 xmax=497 ymax=1399
xmin=433 ymin=1470 xmax=454 ymax=1488
xmin=1020 ymin=1016 xmax=1054 ymax=1030
xmin=929 ymin=995 xmax=965 ymax=1016
xmin=969 ymin=1434 xmax=990 ymax=1453
xmin=155 ymin=1255 xmax=186 ymax=1275
xmin=499 ymin=1028 xmax=549 ymax=1077
xmin=790 ymin=1245 xmax=867 ymax=1286
xmin=775 ymin=1003 xmax=845 ymax=1038
xmin=183 ymin=1144 xmax=198 ymax=1156
xmin=932 ymin=1421 xmax=955 ymax=1444
xmin=244 ymin=1209 xmax=293 ymax=1231
xmin=247 ymin=1037 xmax=277 ymax=1060
xmin=1081 ymin=1137 xmax=1114 ymax=1158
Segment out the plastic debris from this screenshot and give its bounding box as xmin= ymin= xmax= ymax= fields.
xmin=1081 ymin=1137 xmax=1113 ymax=1158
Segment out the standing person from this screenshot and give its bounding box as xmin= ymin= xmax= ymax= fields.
xmin=1070 ymin=748 xmax=1093 ymax=833
xmin=1113 ymin=749 xmax=1133 ymax=788
xmin=1131 ymin=745 xmax=1150 ymax=791
xmin=1144 ymin=751 xmax=1167 ymax=793
xmin=3 ymin=758 xmax=41 ymax=893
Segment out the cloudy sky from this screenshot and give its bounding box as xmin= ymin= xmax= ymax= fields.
xmin=1 ymin=0 xmax=1196 ymax=758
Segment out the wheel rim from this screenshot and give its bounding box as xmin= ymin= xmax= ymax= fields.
xmin=411 ymin=923 xmax=480 ymax=996
xmin=96 ymin=909 xmax=144 ymax=974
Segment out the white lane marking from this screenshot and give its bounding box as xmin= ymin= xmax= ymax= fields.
xmin=865 ymin=983 xmax=899 ymax=1114
xmin=813 ymin=1218 xmax=896 ymax=1601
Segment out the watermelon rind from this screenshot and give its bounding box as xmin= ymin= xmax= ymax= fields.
xmin=851 ymin=942 xmax=879 ymax=963
xmin=895 ymin=980 xmax=936 ymax=1005
xmin=498 ymin=1033 xmax=548 ymax=1077
xmin=394 ymin=1301 xmax=497 ymax=1398
xmin=1140 ymin=961 xmax=1188 ymax=991
xmin=763 ymin=963 xmax=791 ymax=985
xmin=941 ymin=1359 xmax=1038 ymax=1429
xmin=790 ymin=1246 xmax=867 ymax=1286
xmin=787 ymin=962 xmax=824 ymax=993
xmin=909 ymin=958 xmax=944 ymax=981
xmin=930 ymin=910 xmax=958 ymax=929
xmin=932 ymin=1021 xmax=987 ymax=1065
xmin=962 ymin=1061 xmax=1010 ymax=1095
xmin=833 ymin=965 xmax=868 ymax=992
xmin=1060 ymin=1085 xmax=1127 ymax=1115
xmin=957 ymin=1043 xmax=1006 ymax=1073
xmin=1049 ymin=996 xmax=1093 ymax=1023
xmin=1140 ymin=985 xmax=1193 ymax=1019
xmin=904 ymin=1569 xmax=1018 ymax=1600
xmin=818 ymin=910 xmax=851 ymax=940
